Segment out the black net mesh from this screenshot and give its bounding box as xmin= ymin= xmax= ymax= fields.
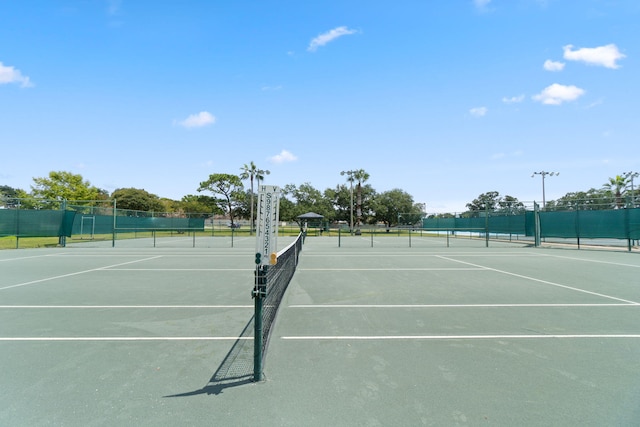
xmin=261 ymin=233 xmax=304 ymax=359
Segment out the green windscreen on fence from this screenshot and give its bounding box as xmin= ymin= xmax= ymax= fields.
xmin=0 ymin=209 xmax=76 ymax=237
xmin=423 ymin=208 xmax=640 ymax=241
xmin=1 ymin=208 xmax=205 ymax=239
xmin=423 ymin=214 xmax=526 ymax=235
xmin=540 ymin=209 xmax=640 ymax=239
xmin=71 ymin=214 xmax=204 ymax=235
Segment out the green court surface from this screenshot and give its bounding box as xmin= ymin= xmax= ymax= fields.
xmin=1 ymin=235 xmax=639 ymax=426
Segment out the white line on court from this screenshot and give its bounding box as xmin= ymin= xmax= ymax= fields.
xmin=51 ymin=253 xmax=252 ymax=258
xmin=299 ymin=268 xmax=486 ymax=271
xmin=437 ymin=255 xmax=640 ymax=305
xmin=540 ymin=253 xmax=640 ymax=268
xmin=107 ymin=268 xmax=253 ymax=271
xmin=0 ymin=254 xmax=59 ymax=262
xmin=0 ymin=256 xmax=164 ymax=291
xmin=281 ymin=334 xmax=640 ymax=340
xmin=303 ymin=252 xmax=544 ymax=257
xmin=289 ymin=303 xmax=640 ymax=308
xmin=0 ymin=305 xmax=253 ymax=309
xmin=0 ymin=337 xmax=252 ymax=341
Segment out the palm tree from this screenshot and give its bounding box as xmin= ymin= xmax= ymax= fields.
xmin=603 ymin=175 xmax=629 ymax=209
xmin=353 ymin=169 xmax=370 ymax=233
xmin=240 ymin=161 xmax=270 ymax=233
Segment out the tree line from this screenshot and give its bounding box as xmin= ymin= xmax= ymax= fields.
xmin=0 ymin=165 xmax=424 ymax=228
xmin=1 ymin=168 xmax=638 ymax=227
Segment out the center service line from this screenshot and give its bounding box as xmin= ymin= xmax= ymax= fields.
xmin=282 ymin=334 xmax=640 ymax=341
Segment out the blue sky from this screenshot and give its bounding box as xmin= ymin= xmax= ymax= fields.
xmin=1 ymin=0 xmax=638 ymax=213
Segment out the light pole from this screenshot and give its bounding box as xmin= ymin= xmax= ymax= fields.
xmin=623 ymin=171 xmax=639 ymax=207
xmin=532 ymin=171 xmax=559 ymax=209
xmin=340 ymin=170 xmax=355 ymax=234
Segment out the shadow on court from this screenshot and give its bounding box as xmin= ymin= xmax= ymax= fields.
xmin=164 ymin=317 xmax=255 ymax=397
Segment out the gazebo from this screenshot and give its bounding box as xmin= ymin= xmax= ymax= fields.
xmin=296 ymin=212 xmax=325 ymax=233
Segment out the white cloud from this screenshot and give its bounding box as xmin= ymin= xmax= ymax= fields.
xmin=502 ymin=94 xmax=525 ymax=104
xmin=473 ymin=0 xmax=491 ymax=8
xmin=584 ymin=98 xmax=604 ymax=109
xmin=532 ymin=83 xmax=585 ymax=105
xmin=176 ymin=111 xmax=216 ymax=129
xmin=269 ymin=149 xmax=297 ymax=164
xmin=0 ymin=62 xmax=33 ymax=87
xmin=308 ymin=26 xmax=357 ymax=52
xmin=469 ymin=106 xmax=488 ymax=117
xmin=563 ymin=44 xmax=626 ymax=69
xmin=261 ymin=85 xmax=283 ymax=91
xmin=492 ymin=150 xmax=524 ymax=160
xmin=543 ymin=59 xmax=565 ymax=72
xmin=107 ymin=0 xmax=121 ymax=15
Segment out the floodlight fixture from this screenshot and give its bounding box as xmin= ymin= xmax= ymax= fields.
xmin=532 ymin=171 xmax=559 ymax=209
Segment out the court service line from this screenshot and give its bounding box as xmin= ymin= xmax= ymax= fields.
xmin=0 ymin=305 xmax=253 ymax=309
xmin=0 ymin=254 xmax=59 ymax=262
xmin=304 ymin=252 xmax=543 ymax=257
xmin=289 ymin=303 xmax=639 ymax=308
xmin=541 ymin=253 xmax=640 ymax=269
xmin=0 ymin=256 xmax=164 ymax=291
xmin=281 ymin=334 xmax=640 ymax=341
xmin=0 ymin=337 xmax=252 ymax=342
xmin=437 ymin=256 xmax=640 ymax=305
xmin=107 ymin=268 xmax=253 ymax=271
xmin=299 ymin=268 xmax=486 ymax=271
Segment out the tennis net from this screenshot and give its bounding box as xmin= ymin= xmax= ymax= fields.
xmin=253 ymin=232 xmax=304 ymax=380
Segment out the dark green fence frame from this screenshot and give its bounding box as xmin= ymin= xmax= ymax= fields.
xmin=423 ymin=207 xmax=640 ymax=251
xmin=0 ymin=199 xmax=205 ymax=247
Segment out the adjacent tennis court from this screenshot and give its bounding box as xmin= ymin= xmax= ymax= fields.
xmin=1 ymin=235 xmax=639 ymax=426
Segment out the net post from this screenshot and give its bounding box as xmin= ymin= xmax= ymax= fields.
xmin=534 ymin=202 xmax=541 ymax=247
xmin=112 ymin=198 xmax=117 ymax=248
xmin=253 ymin=185 xmax=280 ymax=382
xmin=485 ymin=206 xmax=490 ymax=248
xmin=252 ymin=264 xmax=267 ymax=382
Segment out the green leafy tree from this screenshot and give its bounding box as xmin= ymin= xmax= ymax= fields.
xmin=0 ymin=185 xmax=21 ymax=199
xmin=372 ymin=189 xmax=417 ymax=228
xmin=0 ymin=185 xmax=24 ymax=208
xmin=278 ymin=196 xmax=296 ymax=226
xmin=282 ymin=182 xmax=333 ymax=225
xmin=31 ymin=171 xmax=104 ymax=208
xmin=603 ymin=175 xmax=629 ymax=209
xmin=465 ymin=192 xmax=523 ymax=216
xmin=546 ymin=188 xmax=612 ymax=211
xmin=497 ymin=195 xmax=525 ymax=214
xmin=111 ymin=188 xmax=165 ymax=213
xmin=324 ymin=184 xmax=352 ymax=223
xmin=465 ymin=191 xmax=501 ymax=214
xmin=197 ymin=173 xmax=245 ymax=226
xmin=179 ymin=194 xmax=223 ymax=217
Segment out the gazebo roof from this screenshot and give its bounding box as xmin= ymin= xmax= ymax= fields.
xmin=297 ymin=212 xmax=324 ymax=219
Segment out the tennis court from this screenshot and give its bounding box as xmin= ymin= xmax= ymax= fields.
xmin=1 ymin=235 xmax=639 ymax=426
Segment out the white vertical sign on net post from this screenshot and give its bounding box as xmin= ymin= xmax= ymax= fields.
xmin=255 ymin=185 xmax=280 ymax=265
